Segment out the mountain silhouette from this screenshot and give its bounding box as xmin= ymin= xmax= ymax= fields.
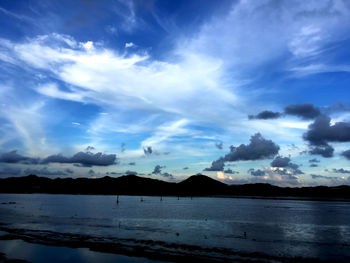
xmin=178 ymin=174 xmax=229 ymax=195
xmin=0 ymin=174 xmax=350 ymax=199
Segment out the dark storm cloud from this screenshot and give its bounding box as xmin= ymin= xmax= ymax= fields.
xmin=332 ymin=168 xmax=350 ymax=174
xmin=248 ymin=168 xmax=266 ymax=176
xmin=303 ymin=115 xmax=350 ymax=146
xmin=204 ymin=158 xmax=225 ymax=171
xmin=152 ymin=165 xmax=165 ymax=174
xmin=342 ymin=149 xmax=350 ymax=160
xmin=309 ymin=145 xmax=334 ymax=158
xmin=309 ymin=158 xmax=320 ymax=163
xmin=284 ymin=103 xmax=320 ymax=119
xmin=215 ymin=142 xmax=223 ymax=149
xmin=42 ymin=151 xmax=117 ymax=166
xmin=0 ymin=150 xmax=39 ymax=164
xmin=223 ymin=133 xmax=280 ymax=162
xmin=143 ymin=146 xmax=153 ymax=155
xmin=248 ymin=110 xmax=282 ymax=120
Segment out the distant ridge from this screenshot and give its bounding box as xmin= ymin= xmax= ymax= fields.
xmin=0 ymin=174 xmax=350 ymax=199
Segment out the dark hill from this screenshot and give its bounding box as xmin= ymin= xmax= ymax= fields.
xmin=178 ymin=174 xmax=229 ymax=195
xmin=0 ymin=174 xmax=350 ymax=199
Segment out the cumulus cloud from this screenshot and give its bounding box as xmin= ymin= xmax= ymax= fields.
xmin=248 ymin=110 xmax=282 ymax=120
xmin=216 ymin=171 xmax=234 ymax=182
xmin=303 ymin=115 xmax=350 ymax=146
xmin=152 ymin=165 xmax=164 ymax=174
xmin=245 ymin=167 xmax=302 ymax=186
xmin=303 ymin=115 xmax=350 ymax=158
xmin=204 ymin=157 xmax=225 ymax=171
xmin=270 ymin=156 xmax=303 ymax=175
xmin=248 ymin=168 xmax=265 ymax=176
xmin=223 ymin=133 xmax=280 ymax=162
xmin=150 ymin=165 xmax=173 ymax=179
xmin=42 ymin=151 xmax=117 ymax=166
xmin=0 ymin=150 xmax=39 ymax=164
xmin=284 ymin=103 xmax=320 ymax=119
xmin=309 ymin=145 xmax=334 ymax=158
xmin=205 ymin=134 xmax=279 ymax=172
xmin=270 ymin=156 xmax=291 ymax=167
xmin=267 ymin=167 xmax=302 ymax=185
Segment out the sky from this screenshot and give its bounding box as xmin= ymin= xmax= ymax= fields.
xmin=0 ymin=0 xmax=350 ymax=186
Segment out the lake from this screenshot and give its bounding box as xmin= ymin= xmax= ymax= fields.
xmin=0 ymin=194 xmax=349 ymax=262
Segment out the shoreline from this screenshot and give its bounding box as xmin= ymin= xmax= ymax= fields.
xmin=1 ymin=192 xmax=350 ymax=203
xmin=0 ymin=226 xmax=345 ymax=263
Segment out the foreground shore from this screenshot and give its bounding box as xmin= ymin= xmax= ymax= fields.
xmin=0 ymin=226 xmax=347 ymax=263
xmin=1 ymin=194 xmax=349 ymax=263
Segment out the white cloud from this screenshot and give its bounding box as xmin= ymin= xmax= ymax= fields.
xmin=1 ymin=34 xmax=239 ymax=128
xmin=125 ymin=42 xmax=135 ymax=48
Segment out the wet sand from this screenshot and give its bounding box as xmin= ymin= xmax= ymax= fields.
xmin=0 ymin=226 xmax=345 ymax=263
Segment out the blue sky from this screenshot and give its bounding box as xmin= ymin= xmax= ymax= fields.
xmin=1 ymin=0 xmax=350 ymax=186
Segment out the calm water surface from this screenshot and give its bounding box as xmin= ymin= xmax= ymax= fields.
xmin=0 ymin=194 xmax=349 ymax=262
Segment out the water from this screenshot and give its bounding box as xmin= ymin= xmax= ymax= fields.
xmin=0 ymin=194 xmax=350 ymax=262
